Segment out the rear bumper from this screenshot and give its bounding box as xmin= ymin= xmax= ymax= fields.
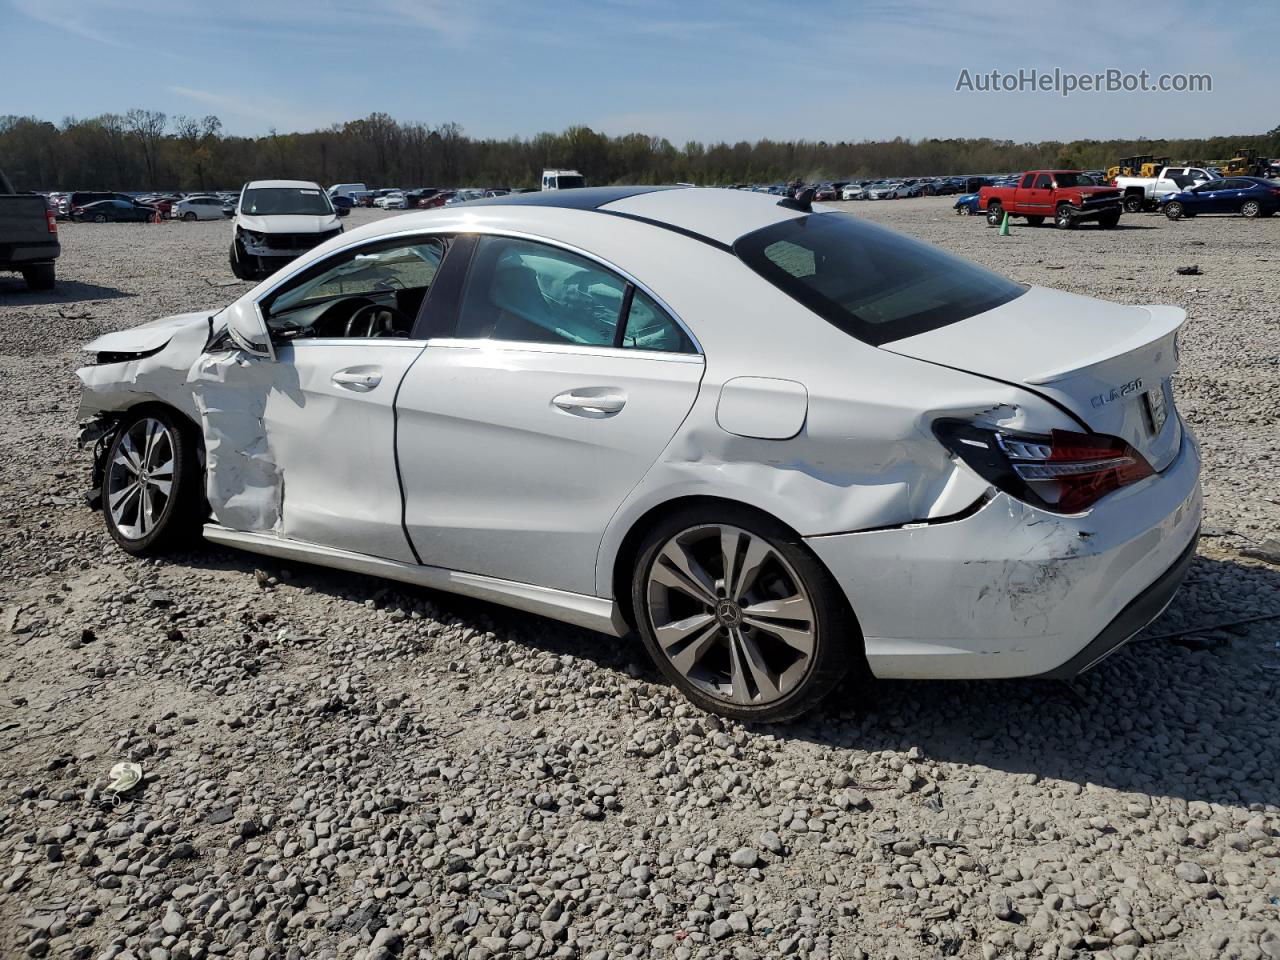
xmin=806 ymin=425 xmax=1202 ymax=680
xmin=1033 ymin=530 xmax=1197 ymax=678
xmin=0 ymin=240 xmax=60 ymax=266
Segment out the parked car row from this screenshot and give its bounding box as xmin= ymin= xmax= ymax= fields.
xmin=41 ymin=190 xmax=240 ymax=222
xmin=949 ymin=168 xmax=1280 ymax=228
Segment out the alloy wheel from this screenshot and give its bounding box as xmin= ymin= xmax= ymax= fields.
xmin=645 ymin=524 xmax=816 ymax=707
xmin=107 ymin=417 xmax=176 ymax=540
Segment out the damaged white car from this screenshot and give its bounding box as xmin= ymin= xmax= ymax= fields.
xmin=229 ymin=179 xmax=345 ymax=281
xmin=77 ymin=187 xmax=1202 ymax=721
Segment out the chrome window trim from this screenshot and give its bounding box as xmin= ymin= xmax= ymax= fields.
xmin=425 ymin=337 xmax=705 ymax=364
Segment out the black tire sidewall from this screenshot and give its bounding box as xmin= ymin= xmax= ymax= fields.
xmin=1165 ymin=203 xmax=1183 ymax=220
xmin=629 ymin=505 xmax=857 ymax=722
xmin=23 ymin=264 xmax=55 ymax=291
xmin=102 ymin=409 xmax=202 ymax=556
xmin=985 ymin=205 xmax=1002 ymax=226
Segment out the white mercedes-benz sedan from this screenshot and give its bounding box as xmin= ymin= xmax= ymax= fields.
xmin=76 ymin=187 xmax=1201 ymax=721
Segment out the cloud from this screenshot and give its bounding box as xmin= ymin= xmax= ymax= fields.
xmin=169 ymin=86 xmax=334 ymax=131
xmin=12 ymin=0 xmax=130 ymax=46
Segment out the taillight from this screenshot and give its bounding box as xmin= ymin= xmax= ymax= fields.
xmin=933 ymin=419 xmax=1155 ymax=514
xmin=46 ymin=210 xmax=57 ymax=234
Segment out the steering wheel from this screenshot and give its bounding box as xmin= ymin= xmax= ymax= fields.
xmin=344 ymin=301 xmax=413 ymax=338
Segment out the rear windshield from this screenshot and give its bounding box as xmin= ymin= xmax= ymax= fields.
xmin=734 ymin=213 xmax=1026 ymax=346
xmin=241 ymin=187 xmax=332 ymax=216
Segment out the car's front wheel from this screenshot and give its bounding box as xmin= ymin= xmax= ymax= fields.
xmin=1123 ymin=194 xmax=1144 ymax=213
xmin=1164 ymin=201 xmax=1184 ymax=220
xmin=103 ymin=409 xmax=203 ymax=555
xmin=229 ymin=241 xmax=254 ymax=281
xmin=632 ymin=507 xmax=856 ymax=721
xmin=182 ymin=211 xmax=197 ymax=222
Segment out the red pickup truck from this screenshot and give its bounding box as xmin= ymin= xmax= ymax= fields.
xmin=979 ymin=171 xmax=1123 ymax=230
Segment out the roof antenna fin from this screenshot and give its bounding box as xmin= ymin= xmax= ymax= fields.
xmin=777 ymin=188 xmax=814 ymax=213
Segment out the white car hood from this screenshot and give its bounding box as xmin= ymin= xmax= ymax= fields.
xmin=235 ymin=213 xmax=340 ymax=234
xmin=82 ymin=311 xmax=212 ymax=354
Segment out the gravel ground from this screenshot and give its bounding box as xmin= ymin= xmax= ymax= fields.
xmin=1 ymin=199 xmax=1277 ymax=960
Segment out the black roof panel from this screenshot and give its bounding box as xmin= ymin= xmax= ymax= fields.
xmin=461 ymin=185 xmax=687 ymax=210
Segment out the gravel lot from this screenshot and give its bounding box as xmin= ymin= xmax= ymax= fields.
xmin=1 ymin=199 xmax=1277 ymax=960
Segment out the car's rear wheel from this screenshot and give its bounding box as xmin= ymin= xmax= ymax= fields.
xmin=631 ymin=507 xmax=856 ymax=722
xmin=985 ymin=203 xmax=1003 ymax=226
xmin=22 ymin=263 xmax=55 ymax=291
xmin=103 ymin=409 xmax=203 ymax=556
xmin=1241 ymin=200 xmax=1261 ymax=219
xmin=1164 ymin=202 xmax=1184 ymax=220
xmin=93 ymin=213 xmax=107 ymax=223
xmin=1123 ymin=194 xmax=1144 ymax=213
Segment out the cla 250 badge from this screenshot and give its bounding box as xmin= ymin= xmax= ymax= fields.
xmin=1091 ymin=378 xmax=1143 ymax=409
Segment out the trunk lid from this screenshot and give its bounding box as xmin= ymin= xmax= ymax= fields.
xmin=883 ymin=285 xmax=1184 ymax=471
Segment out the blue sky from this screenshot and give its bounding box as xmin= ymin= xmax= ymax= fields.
xmin=3 ymin=0 xmax=1271 ymax=143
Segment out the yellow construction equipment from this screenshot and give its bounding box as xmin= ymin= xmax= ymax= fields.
xmin=1217 ymin=148 xmax=1267 ymax=177
xmin=1105 ymin=155 xmax=1169 ymax=180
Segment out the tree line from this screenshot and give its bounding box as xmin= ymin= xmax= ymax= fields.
xmin=3 ymin=110 xmax=1278 ymax=192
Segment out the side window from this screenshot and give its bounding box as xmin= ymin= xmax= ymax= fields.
xmin=264 ymin=238 xmax=446 ymax=339
xmin=622 ymin=290 xmax=694 ymax=353
xmin=456 ymin=236 xmax=626 ymax=346
xmin=1033 ymin=173 xmax=1052 ymax=189
xmin=1020 ymin=173 xmax=1035 ymax=188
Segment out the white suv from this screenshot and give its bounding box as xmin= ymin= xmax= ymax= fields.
xmin=229 ymin=180 xmax=344 ymax=281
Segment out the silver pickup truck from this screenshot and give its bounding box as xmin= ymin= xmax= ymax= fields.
xmin=0 ymin=169 xmax=60 ymax=290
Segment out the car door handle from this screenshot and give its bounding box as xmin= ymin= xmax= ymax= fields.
xmin=332 ymin=369 xmax=382 ymax=390
xmin=552 ymin=390 xmax=626 ymax=417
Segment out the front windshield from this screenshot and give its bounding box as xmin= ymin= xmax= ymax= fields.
xmin=240 ymin=187 xmax=332 ymax=216
xmin=1054 ymin=173 xmax=1097 ymax=187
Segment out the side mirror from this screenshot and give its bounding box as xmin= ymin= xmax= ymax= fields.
xmin=222 ymin=298 xmax=275 ymax=360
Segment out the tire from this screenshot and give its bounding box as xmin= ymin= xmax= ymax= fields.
xmin=102 ymin=408 xmax=203 ymax=556
xmin=182 ymin=211 xmax=197 ymax=222
xmin=229 ymin=241 xmax=254 ymax=281
xmin=630 ymin=505 xmax=857 ymax=722
xmin=1098 ymin=211 xmax=1121 ymax=229
xmin=1123 ymin=194 xmax=1144 ymax=213
xmin=93 ymin=213 xmax=107 ymax=223
xmin=1241 ymin=200 xmax=1261 ymax=219
xmin=1055 ymin=205 xmax=1077 ymax=229
xmin=956 ymin=206 xmax=971 ymax=216
xmin=1164 ymin=202 xmax=1184 ymax=220
xmin=22 ymin=262 xmax=55 ymax=291
xmin=1025 ymin=215 xmax=1045 ymax=226
xmin=985 ymin=203 xmax=1003 ymax=226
